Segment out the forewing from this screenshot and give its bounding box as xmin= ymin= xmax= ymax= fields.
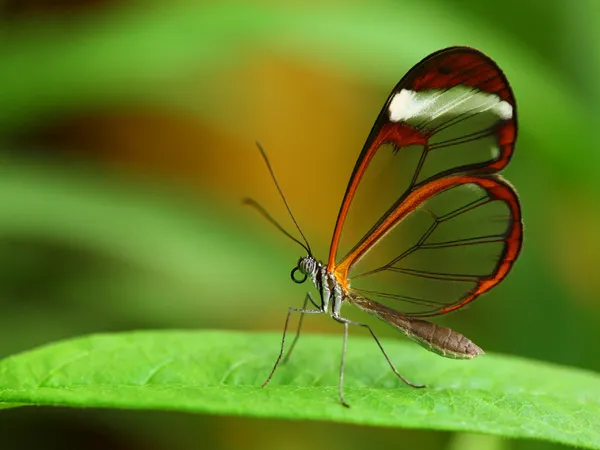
xmin=327 ymin=47 xmax=517 ymax=272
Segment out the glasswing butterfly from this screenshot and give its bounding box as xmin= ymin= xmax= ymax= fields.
xmin=246 ymin=46 xmax=522 ymax=407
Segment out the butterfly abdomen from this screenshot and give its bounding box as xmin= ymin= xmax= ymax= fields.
xmin=349 ymin=295 xmax=483 ymax=359
xmin=406 ymin=317 xmax=484 ymax=359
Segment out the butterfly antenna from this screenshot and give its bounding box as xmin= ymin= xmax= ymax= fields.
xmin=243 ymin=198 xmax=310 ymax=254
xmin=250 ymin=142 xmax=312 ymax=255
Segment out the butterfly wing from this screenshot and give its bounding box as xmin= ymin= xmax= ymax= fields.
xmin=328 ymin=47 xmax=522 ymax=316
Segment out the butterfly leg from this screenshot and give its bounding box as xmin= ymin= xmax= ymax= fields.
xmin=338 ymin=320 xmax=351 ymax=407
xmin=332 ymin=315 xmax=425 ymax=395
xmin=262 ymin=299 xmax=324 ymax=388
xmin=283 ymin=292 xmax=320 ymax=364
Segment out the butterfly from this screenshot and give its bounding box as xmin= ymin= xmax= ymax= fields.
xmin=246 ymin=46 xmax=522 ymax=407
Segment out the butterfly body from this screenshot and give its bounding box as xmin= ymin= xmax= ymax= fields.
xmin=296 ymin=255 xmax=483 ymax=360
xmin=296 ymin=256 xmax=344 ymax=318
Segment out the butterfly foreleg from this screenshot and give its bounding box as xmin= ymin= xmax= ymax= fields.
xmin=283 ymin=292 xmax=320 ymax=364
xmin=262 ymin=293 xmax=324 ymax=388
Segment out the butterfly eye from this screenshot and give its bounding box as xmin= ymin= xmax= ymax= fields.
xmin=302 ymin=257 xmax=318 ymax=274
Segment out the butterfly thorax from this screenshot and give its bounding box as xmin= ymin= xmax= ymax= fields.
xmin=296 ymin=256 xmax=345 ymax=318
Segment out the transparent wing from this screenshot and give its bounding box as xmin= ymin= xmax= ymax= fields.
xmin=327 ymin=47 xmax=518 ymax=273
xmin=341 ymin=175 xmax=522 ymax=316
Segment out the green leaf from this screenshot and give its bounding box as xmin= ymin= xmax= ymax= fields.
xmin=0 ymin=330 xmax=598 ymax=448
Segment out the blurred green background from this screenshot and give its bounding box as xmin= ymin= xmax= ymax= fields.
xmin=0 ymin=0 xmax=598 ymax=449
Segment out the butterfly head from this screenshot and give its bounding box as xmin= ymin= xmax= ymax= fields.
xmin=291 ymin=255 xmax=318 ymax=284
